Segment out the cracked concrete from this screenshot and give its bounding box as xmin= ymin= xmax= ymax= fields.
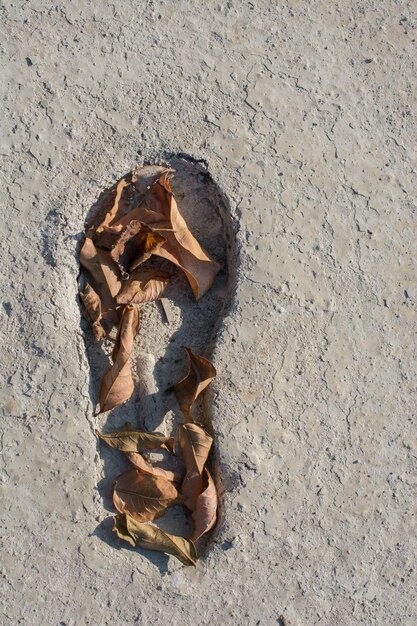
xmin=1 ymin=1 xmax=416 ymax=625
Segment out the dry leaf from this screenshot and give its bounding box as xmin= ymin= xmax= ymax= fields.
xmin=95 ymin=247 xmax=122 ymax=299
xmin=96 ymin=423 xmax=174 ymax=453
xmin=150 ymin=174 xmax=221 ymax=299
xmin=117 ymin=268 xmax=171 ymax=305
xmin=180 ymin=471 xmax=204 ymax=513
xmin=105 ymin=206 xmax=171 ymax=235
xmin=80 ymin=282 xmax=106 ymax=341
xmin=94 ymin=177 xmax=130 ymax=233
xmin=126 ymin=452 xmax=181 ymax=482
xmin=178 ymin=422 xmax=213 ymax=511
xmin=99 ymin=306 xmax=140 ymax=413
xmin=113 ymin=469 xmax=180 ymax=522
xmin=86 ymin=166 xmax=173 ymax=232
xmin=96 ymin=424 xmax=178 ymax=481
xmin=175 ymin=348 xmax=216 ymax=421
xmin=79 ymin=236 xmax=121 ymax=333
xmin=113 ymin=513 xmax=197 ymax=566
xmin=123 ymin=207 xmax=172 ymax=231
xmin=190 ymin=468 xmax=217 ymax=543
xmin=92 ymin=224 xmax=123 ymax=251
xmin=178 ymin=423 xmax=213 ymax=474
xmin=85 ymin=165 xmax=220 ymax=299
xmin=110 ymin=221 xmax=166 ymax=278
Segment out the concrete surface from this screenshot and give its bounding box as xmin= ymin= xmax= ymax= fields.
xmin=1 ymin=1 xmax=416 ymax=625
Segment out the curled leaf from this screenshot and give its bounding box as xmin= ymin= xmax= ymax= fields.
xmin=87 ymin=166 xmax=220 ymax=299
xmin=96 ymin=423 xmax=174 ymax=453
xmin=150 ymin=175 xmax=221 ymax=299
xmin=126 ymin=452 xmax=181 ymax=483
xmin=113 ymin=513 xmax=197 ymax=566
xmin=110 ymin=221 xmax=166 ymax=278
xmin=96 ymin=424 xmax=178 ymax=481
xmin=178 ymin=423 xmax=213 ymax=511
xmin=80 ymin=282 xmax=106 ymax=341
xmin=179 ymin=471 xmax=204 ymax=513
xmin=95 ymin=247 xmax=122 ymax=299
xmin=113 ymin=469 xmax=180 ymax=522
xmin=190 ymin=468 xmax=218 ymax=543
xmin=117 ymin=268 xmax=171 ymax=305
xmin=175 ymin=348 xmax=216 ymax=420
xmin=86 ymin=166 xmax=173 ymax=232
xmin=99 ymin=306 xmax=140 ymax=413
xmin=178 ymin=423 xmax=213 ymax=474
xmin=79 ymin=236 xmax=121 ymax=333
xmin=94 ymin=176 xmax=130 ymax=233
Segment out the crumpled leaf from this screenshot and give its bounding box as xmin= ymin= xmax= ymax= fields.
xmin=86 ymin=165 xmax=220 ymax=300
xmin=94 ymin=176 xmax=130 ymax=233
xmin=113 ymin=469 xmax=180 ymax=521
xmin=113 ymin=513 xmax=197 ymax=566
xmin=109 ymin=207 xmax=172 ymax=233
xmin=150 ymin=174 xmax=221 ymax=299
xmin=190 ymin=468 xmax=217 ymax=543
xmin=175 ymin=348 xmax=216 ymax=420
xmin=99 ymin=305 xmax=140 ymax=413
xmin=178 ymin=422 xmax=213 ymax=511
xmin=92 ymin=224 xmax=123 ymax=251
xmin=80 ymin=282 xmax=106 ymax=341
xmin=96 ymin=422 xmax=174 ymax=453
xmin=117 ymin=268 xmax=171 ymax=305
xmin=109 ymin=221 xmax=166 ymax=278
xmin=86 ymin=166 xmax=173 ymax=232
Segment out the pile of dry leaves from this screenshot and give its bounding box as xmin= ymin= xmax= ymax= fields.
xmin=79 ymin=165 xmax=222 ymax=565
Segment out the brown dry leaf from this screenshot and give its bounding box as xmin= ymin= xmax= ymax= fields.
xmin=113 ymin=469 xmax=180 ymax=522
xmin=175 ymin=348 xmax=216 ymax=420
xmin=80 ymin=282 xmax=106 ymax=341
xmin=117 ymin=268 xmax=171 ymax=305
xmin=178 ymin=422 xmax=213 ymax=511
xmin=113 ymin=513 xmax=197 ymax=566
xmin=126 ymin=452 xmax=181 ymax=483
xmin=96 ymin=423 xmax=174 ymax=453
xmin=151 ymin=174 xmax=221 ymax=299
xmin=105 ymin=206 xmax=171 ymax=234
xmin=94 ymin=177 xmax=130 ymax=233
xmin=86 ymin=166 xmax=173 ymax=232
xmin=180 ymin=471 xmax=204 ymax=512
xmin=92 ymin=224 xmax=123 ymax=251
xmin=190 ymin=468 xmax=218 ymax=543
xmin=85 ymin=165 xmax=220 ymax=299
xmin=96 ymin=424 xmax=178 ymax=481
xmin=110 ymin=221 xmax=166 ymax=278
xmin=79 ymin=236 xmax=121 ymax=333
xmin=178 ymin=423 xmax=213 ymax=474
xmin=95 ymin=247 xmax=122 ymax=299
xmin=98 ymin=305 xmax=140 ymax=413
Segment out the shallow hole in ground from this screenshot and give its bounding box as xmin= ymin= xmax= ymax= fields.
xmin=80 ymin=154 xmax=238 ymax=564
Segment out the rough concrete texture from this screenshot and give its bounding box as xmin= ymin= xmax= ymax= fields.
xmin=1 ymin=1 xmax=416 ymax=625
